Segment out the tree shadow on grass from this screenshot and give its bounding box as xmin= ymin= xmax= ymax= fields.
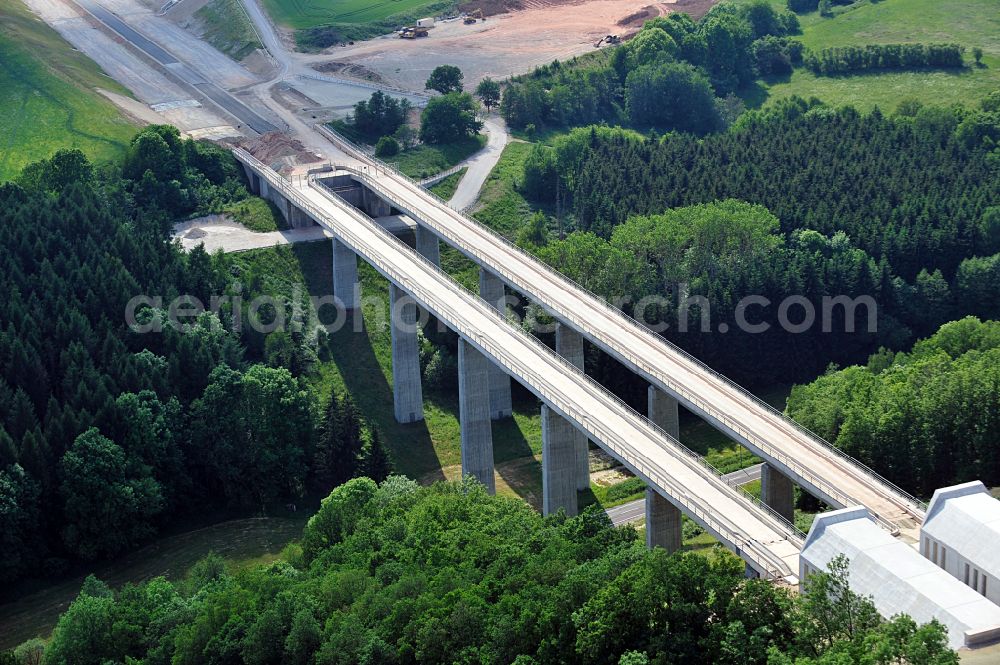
xmin=321 ymin=306 xmax=445 ymax=482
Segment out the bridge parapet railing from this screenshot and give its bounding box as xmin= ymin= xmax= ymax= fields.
xmin=326 ymin=160 xmax=885 ymax=522
xmin=316 ymin=125 xmax=926 ymax=526
xmin=235 ymin=147 xmax=800 ymax=579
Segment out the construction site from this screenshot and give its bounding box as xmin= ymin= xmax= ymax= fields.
xmin=330 ymin=0 xmax=682 ymax=91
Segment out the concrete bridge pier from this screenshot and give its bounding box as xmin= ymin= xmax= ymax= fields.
xmin=415 ymin=227 xmax=441 ymax=266
xmin=646 ymin=387 xmax=682 ymax=549
xmin=362 ymin=187 xmax=393 ymax=217
xmin=478 ymin=268 xmax=513 ymax=420
xmin=242 ymin=163 xmax=261 ymax=195
xmin=646 ymin=489 xmax=682 ymax=551
xmin=458 ymin=338 xmax=495 ymax=492
xmin=541 ymin=405 xmax=579 ymax=517
xmin=760 ymin=464 xmax=795 ymax=523
xmin=332 ymin=238 xmax=360 ymax=311
xmin=390 ymin=283 xmax=424 ymax=424
xmin=555 ymin=324 xmax=590 ymax=490
xmin=648 ymin=386 xmax=680 ymax=439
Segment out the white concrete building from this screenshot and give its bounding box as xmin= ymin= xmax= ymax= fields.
xmin=800 ymin=507 xmax=1000 ymax=649
xmin=922 ymin=481 xmax=1000 ymax=607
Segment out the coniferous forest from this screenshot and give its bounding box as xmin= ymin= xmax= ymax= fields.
xmin=0 ymin=128 xmax=387 ymax=587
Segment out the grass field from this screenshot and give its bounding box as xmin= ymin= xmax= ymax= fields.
xmin=264 ymin=0 xmax=457 ymax=46
xmin=264 ymin=0 xmax=449 ymax=28
xmin=0 ymin=0 xmax=137 ymax=182
xmin=739 ymin=0 xmax=1000 ymax=110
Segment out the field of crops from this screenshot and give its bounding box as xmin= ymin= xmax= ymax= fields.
xmin=0 ymin=1 xmax=137 ymax=182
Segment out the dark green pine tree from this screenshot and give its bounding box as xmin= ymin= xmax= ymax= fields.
xmin=363 ymin=426 xmax=392 ymax=483
xmin=338 ymin=394 xmax=364 ymax=479
xmin=311 ymin=392 xmax=365 ymax=492
xmin=310 ymin=391 xmax=341 ymax=493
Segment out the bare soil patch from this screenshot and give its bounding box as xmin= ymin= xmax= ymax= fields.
xmin=332 ymin=0 xmax=680 ymax=91
xmin=313 ymin=60 xmax=387 ymax=84
xmin=673 ymin=0 xmax=717 ymax=20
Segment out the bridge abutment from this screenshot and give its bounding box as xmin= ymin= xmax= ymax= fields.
xmin=478 ymin=268 xmax=512 ymax=420
xmin=761 ymin=463 xmax=795 ymax=523
xmin=646 ymin=489 xmax=682 ymax=551
xmin=555 ymin=324 xmax=590 ymax=490
xmin=332 ymin=238 xmax=360 ymax=311
xmin=541 ymin=405 xmax=580 ymax=517
xmin=458 ymin=338 xmax=495 ymax=492
xmin=390 ymin=283 xmax=424 ymax=424
xmin=415 ymin=226 xmax=441 ymax=266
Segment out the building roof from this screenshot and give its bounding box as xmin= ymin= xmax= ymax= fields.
xmin=801 ymin=507 xmax=1000 ymax=649
xmin=923 ymin=481 xmax=1000 ymax=581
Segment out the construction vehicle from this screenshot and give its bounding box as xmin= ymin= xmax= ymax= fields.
xmin=464 ymin=9 xmax=484 ymax=24
xmin=399 ymin=26 xmax=429 ymax=38
xmin=594 ymin=34 xmax=620 ymax=48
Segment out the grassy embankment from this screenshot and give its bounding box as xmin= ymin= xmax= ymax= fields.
xmin=262 ymin=0 xmax=458 ymax=48
xmin=193 ymin=0 xmax=264 ymax=61
xmin=428 ymin=167 xmax=468 ymax=200
xmin=0 ymin=0 xmax=137 ymax=182
xmin=737 ymin=0 xmax=1000 ymax=110
xmin=391 ymin=135 xmax=486 ymax=180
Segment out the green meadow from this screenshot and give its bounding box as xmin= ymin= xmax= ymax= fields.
xmin=0 ymin=1 xmax=136 ymax=182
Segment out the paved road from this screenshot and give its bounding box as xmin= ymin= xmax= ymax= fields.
xmin=239 ymin=151 xmax=804 ymax=579
xmin=74 ymin=0 xmax=278 ymax=133
xmin=318 ymin=132 xmax=926 ymax=541
xmin=606 ymin=463 xmax=764 ymax=526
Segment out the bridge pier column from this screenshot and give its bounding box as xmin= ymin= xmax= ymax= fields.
xmin=415 ymin=226 xmax=441 ymax=266
xmin=478 ymin=268 xmax=512 ymax=420
xmin=761 ymin=463 xmax=795 ymax=523
xmin=541 ymin=405 xmax=579 ymax=517
xmin=332 ymin=238 xmax=360 ymax=311
xmin=459 ymin=338 xmax=495 ymax=493
xmin=647 ymin=386 xmax=680 ymax=439
xmin=390 ymin=284 xmax=424 ymax=424
xmin=645 ymin=489 xmax=682 ymax=551
xmin=556 ymin=324 xmax=590 ymax=490
xmin=242 ymin=164 xmax=260 ymax=194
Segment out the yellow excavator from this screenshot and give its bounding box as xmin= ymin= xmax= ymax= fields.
xmin=464 ymin=9 xmax=484 ymax=24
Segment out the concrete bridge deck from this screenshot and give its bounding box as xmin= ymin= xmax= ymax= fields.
xmin=311 ymin=130 xmax=926 ymax=539
xmin=236 ymin=149 xmax=803 ymax=580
